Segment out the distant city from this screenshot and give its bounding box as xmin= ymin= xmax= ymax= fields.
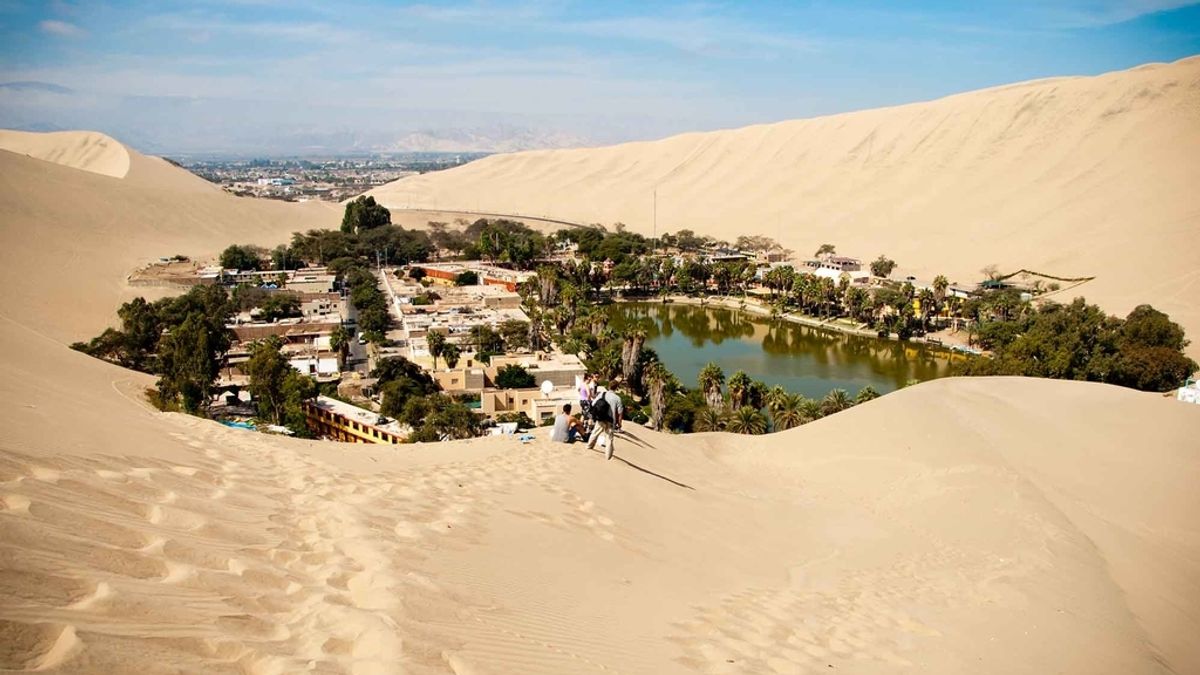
xmin=179 ymin=153 xmax=490 ymax=202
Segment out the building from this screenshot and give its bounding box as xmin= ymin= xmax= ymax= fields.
xmin=479 ymin=385 xmax=579 ymax=425
xmin=231 ymin=319 xmax=341 ymax=346
xmin=414 ymin=262 xmax=535 ymax=292
xmin=298 ymin=293 xmax=341 ymax=318
xmin=285 ymin=347 xmax=339 ymax=378
xmin=433 ymin=367 xmax=487 ymax=392
xmin=488 ymin=352 xmax=586 ymax=388
xmin=289 ymin=269 xmax=336 ymax=293
xmin=302 ymin=395 xmax=408 ymax=444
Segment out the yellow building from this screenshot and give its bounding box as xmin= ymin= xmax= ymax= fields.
xmin=302 ymin=395 xmax=407 ymax=444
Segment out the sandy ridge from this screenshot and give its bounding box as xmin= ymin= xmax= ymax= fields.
xmin=0 ymin=130 xmax=131 ymax=179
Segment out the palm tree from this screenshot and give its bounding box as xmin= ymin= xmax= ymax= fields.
xmin=694 ymin=406 xmax=725 ymax=432
xmin=855 ymin=386 xmax=880 ymax=404
xmin=800 ymin=397 xmax=824 ymax=425
xmin=698 ymin=362 xmax=725 ymax=410
xmin=442 ymin=343 xmax=461 ymax=369
xmin=725 ymin=406 xmax=767 ymax=435
xmin=727 ymin=370 xmax=752 ymax=409
xmin=765 ymin=385 xmax=789 ymax=417
xmin=621 ymin=329 xmax=646 ymax=385
xmin=426 ymin=330 xmax=446 ymax=370
xmin=644 ymin=361 xmax=673 ymax=431
xmin=329 ymin=325 xmax=350 ymax=372
xmin=821 ymin=388 xmax=852 ymax=416
xmin=772 ymin=393 xmax=807 ymax=430
xmin=933 ymin=275 xmax=949 ymax=304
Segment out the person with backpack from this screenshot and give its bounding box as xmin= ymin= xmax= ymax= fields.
xmin=586 ymin=385 xmax=624 ymax=460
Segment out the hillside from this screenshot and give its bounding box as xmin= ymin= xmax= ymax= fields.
xmin=370 ymin=57 xmax=1200 ymax=348
xmin=0 ymin=130 xmax=132 ymax=179
xmin=0 ymin=134 xmax=1197 ymax=673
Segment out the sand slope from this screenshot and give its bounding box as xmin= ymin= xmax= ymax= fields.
xmin=0 ymin=130 xmax=132 ymax=179
xmin=1 ymin=133 xmax=1198 ymax=673
xmin=0 ymin=144 xmax=338 ymax=341
xmin=370 ymin=56 xmax=1200 ymax=350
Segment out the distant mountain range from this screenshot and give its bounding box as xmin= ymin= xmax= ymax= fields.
xmin=0 ymin=81 xmax=603 ymax=155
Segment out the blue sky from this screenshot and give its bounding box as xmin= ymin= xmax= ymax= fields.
xmin=1 ymin=1 xmax=1198 ymax=154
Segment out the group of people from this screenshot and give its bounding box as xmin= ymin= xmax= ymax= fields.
xmin=550 ymin=373 xmax=624 ymax=460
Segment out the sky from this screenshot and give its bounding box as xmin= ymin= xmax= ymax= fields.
xmin=1 ymin=0 xmax=1198 ymax=154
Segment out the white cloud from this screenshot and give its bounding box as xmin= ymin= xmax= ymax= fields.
xmin=39 ymin=19 xmax=84 ymax=37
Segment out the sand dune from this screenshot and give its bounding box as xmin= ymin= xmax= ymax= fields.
xmin=1 ymin=127 xmax=1199 ymax=672
xmin=0 ymin=130 xmax=132 ymax=179
xmin=370 ymin=56 xmax=1200 ymax=351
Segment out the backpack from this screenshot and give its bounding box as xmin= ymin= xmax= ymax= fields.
xmin=589 ymin=394 xmax=612 ymax=423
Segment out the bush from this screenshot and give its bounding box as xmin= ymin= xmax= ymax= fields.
xmin=455 ymin=270 xmax=479 ymax=286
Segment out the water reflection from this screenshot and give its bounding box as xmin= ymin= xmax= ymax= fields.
xmin=608 ymin=302 xmax=950 ymax=398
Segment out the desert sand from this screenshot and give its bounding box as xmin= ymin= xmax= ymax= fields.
xmin=1 ymin=123 xmax=1199 ymax=673
xmin=370 ymin=57 xmax=1200 ymax=355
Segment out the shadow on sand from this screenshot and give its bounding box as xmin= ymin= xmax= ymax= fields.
xmin=583 ymin=429 xmax=695 ymax=491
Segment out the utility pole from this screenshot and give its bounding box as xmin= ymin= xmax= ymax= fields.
xmin=652 ymin=187 xmax=658 ymax=254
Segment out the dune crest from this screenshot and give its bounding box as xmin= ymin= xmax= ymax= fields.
xmin=0 ymin=129 xmax=132 ymax=179
xmin=369 ymin=56 xmax=1200 ymax=348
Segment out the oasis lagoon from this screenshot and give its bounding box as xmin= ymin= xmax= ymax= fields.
xmin=608 ymin=302 xmax=952 ymax=399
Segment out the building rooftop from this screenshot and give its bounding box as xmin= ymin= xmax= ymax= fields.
xmin=310 ymin=395 xmax=408 ymax=437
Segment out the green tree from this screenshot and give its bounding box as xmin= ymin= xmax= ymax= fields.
xmin=498 ymin=319 xmax=531 ymax=352
xmin=870 ymin=255 xmax=897 ymax=279
xmin=341 ymin=195 xmax=391 ymax=235
xmin=280 ymin=370 xmax=317 ymax=436
xmin=219 ymin=244 xmax=263 ymax=271
xmin=156 ymin=313 xmax=223 ymax=414
xmin=855 ymin=386 xmax=881 ymax=404
xmin=821 ymin=389 xmax=852 ymax=415
xmin=374 ymin=356 xmax=441 ymax=417
xmin=406 ymin=394 xmax=481 ymax=441
xmin=725 ymin=406 xmax=768 ymax=435
xmin=246 ymin=336 xmax=292 ymax=424
xmin=271 ymin=245 xmax=299 ymax=271
xmin=470 ymin=324 xmax=504 ymax=363
xmin=455 ymin=270 xmax=480 ymax=286
xmin=815 ymin=243 xmax=836 ymax=258
xmin=259 ymin=294 xmax=301 ymax=322
xmin=495 ymin=364 xmax=536 ymax=389
xmin=694 ymin=406 xmax=725 ymax=432
xmin=698 ymin=362 xmax=726 ymax=410
xmin=442 ymin=343 xmax=462 ymax=369
xmin=727 ymin=370 xmax=752 ymax=409
xmin=772 ymin=393 xmax=807 ymax=430
xmin=644 ymin=361 xmax=675 ymax=431
xmin=765 ymin=385 xmax=789 ymax=418
xmin=330 ymin=325 xmax=350 ymax=372
xmin=426 ymin=330 xmax=447 ymax=370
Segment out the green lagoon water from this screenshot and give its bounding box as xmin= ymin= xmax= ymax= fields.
xmin=608 ymin=302 xmax=951 ymax=399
